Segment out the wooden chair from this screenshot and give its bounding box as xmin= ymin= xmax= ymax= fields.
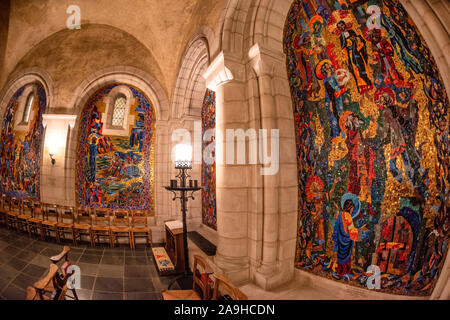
xmin=211 ymin=274 xmax=248 ymax=300
xmin=111 ymin=209 xmax=133 ymax=248
xmin=91 ymin=207 xmax=112 ymax=247
xmin=162 ymin=255 xmax=213 ymax=300
xmin=5 ymin=197 xmax=21 ymax=230
xmin=131 ymin=209 xmax=152 ymax=248
xmin=17 ymin=199 xmax=34 ymax=236
xmin=73 ymin=206 xmax=93 ymax=247
xmin=26 ymin=264 xmax=68 ymax=300
xmin=42 ymin=203 xmax=60 ymax=242
xmin=28 ymin=202 xmax=44 ymax=239
xmin=0 ymin=194 xmax=7 ymax=226
xmin=49 ymin=246 xmax=79 ymax=300
xmin=56 ymin=206 xmax=75 ymax=244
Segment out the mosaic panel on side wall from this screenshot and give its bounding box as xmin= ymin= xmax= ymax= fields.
xmin=284 ymin=0 xmax=449 ymax=296
xmin=0 ymin=82 xmax=46 ymax=201
xmin=76 ymin=83 xmax=155 ymax=214
xmin=202 ymin=89 xmax=217 ymax=230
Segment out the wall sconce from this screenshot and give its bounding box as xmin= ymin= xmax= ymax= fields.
xmin=49 ymin=153 xmax=55 ymax=165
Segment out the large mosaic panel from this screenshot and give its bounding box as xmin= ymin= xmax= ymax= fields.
xmin=284 ymin=0 xmax=449 ymax=296
xmin=76 ymin=83 xmax=155 ymax=213
xmin=201 ymin=89 xmax=217 ymax=230
xmin=0 ymin=82 xmax=46 ymax=201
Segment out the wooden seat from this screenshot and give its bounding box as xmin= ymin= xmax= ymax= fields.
xmin=6 ymin=197 xmax=21 ymax=230
xmin=162 ymin=255 xmax=213 ymax=300
xmin=131 ymin=209 xmax=152 ymax=248
xmin=42 ymin=204 xmax=60 ymax=242
xmin=56 ymin=206 xmax=75 ymax=244
xmin=49 ymin=246 xmax=79 ymax=300
xmin=91 ymin=208 xmax=112 ymax=247
xmin=211 ymin=274 xmax=248 ymax=300
xmin=26 ymin=264 xmax=68 ymax=300
xmin=0 ymin=194 xmax=8 ymax=226
xmin=17 ymin=200 xmax=35 ymax=236
xmin=73 ymin=206 xmax=93 ymax=247
xmin=111 ymin=209 xmax=133 ymax=248
xmin=28 ymin=202 xmax=44 ymax=239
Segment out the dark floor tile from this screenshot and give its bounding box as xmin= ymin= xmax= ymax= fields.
xmin=79 ymin=254 xmax=102 ymax=264
xmin=68 ymin=247 xmax=85 ymax=254
xmin=30 ymin=254 xmax=51 ymax=268
xmin=27 ymin=243 xmax=47 ymax=253
xmin=2 ymin=245 xmax=22 ymax=256
xmin=125 ymin=256 xmax=147 ymax=266
xmin=77 ymin=262 xmax=99 ymax=277
xmin=1 ymin=264 xmax=21 ymax=282
xmin=101 ymin=255 xmax=124 ymax=265
xmin=0 ymin=251 xmax=13 ymax=265
xmin=75 ymin=288 xmax=92 ymax=300
xmin=81 ymin=275 xmax=95 ymax=290
xmin=98 ymin=264 xmax=124 ymax=278
xmin=94 ymin=277 xmax=123 ymax=292
xmin=41 ymin=247 xmax=62 ymax=257
xmin=92 ymin=291 xmax=123 ymax=300
xmin=16 ymin=249 xmax=38 ymax=262
xmin=125 ymin=292 xmax=161 ymax=300
xmin=125 ymin=265 xmax=152 ymax=278
xmin=0 ymin=277 xmax=9 ymax=292
xmin=125 ymin=249 xmax=147 ymax=256
xmin=68 ymin=252 xmax=82 ymax=263
xmin=2 ymin=284 xmax=26 ymax=300
xmin=105 ymin=249 xmax=125 ymax=257
xmin=6 ymin=257 xmax=28 ymax=271
xmin=22 ymin=264 xmax=47 ymax=278
xmin=13 ymin=238 xmax=32 ymax=248
xmin=84 ymin=248 xmax=104 ymax=255
xmin=11 ymin=273 xmax=39 ymax=290
xmin=124 ymin=278 xmax=154 ymax=292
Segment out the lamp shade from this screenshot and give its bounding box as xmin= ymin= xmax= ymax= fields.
xmin=174 ymin=143 xmax=192 ymax=168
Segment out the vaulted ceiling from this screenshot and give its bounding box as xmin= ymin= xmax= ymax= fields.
xmin=1 ymin=0 xmax=225 ymax=104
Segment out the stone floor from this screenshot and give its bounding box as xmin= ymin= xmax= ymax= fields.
xmin=0 ymin=226 xmax=178 ymax=300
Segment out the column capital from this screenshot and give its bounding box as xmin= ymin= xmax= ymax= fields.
xmin=42 ymin=114 xmax=77 ymax=129
xmin=247 ymin=43 xmax=286 ymax=78
xmin=202 ymin=51 xmax=246 ymax=91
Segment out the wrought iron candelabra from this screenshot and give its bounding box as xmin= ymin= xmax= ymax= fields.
xmin=164 ymin=159 xmax=201 ymax=289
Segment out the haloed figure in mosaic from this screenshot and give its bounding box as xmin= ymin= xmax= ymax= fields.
xmin=284 ymin=0 xmax=449 ymax=296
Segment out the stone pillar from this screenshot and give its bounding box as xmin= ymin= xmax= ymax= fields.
xmin=247 ymin=44 xmax=297 ymax=290
xmin=203 ymin=52 xmax=251 ymax=284
xmin=41 ymin=114 xmax=77 ymax=206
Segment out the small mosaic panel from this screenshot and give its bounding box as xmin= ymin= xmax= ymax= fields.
xmin=76 ymin=83 xmax=155 ymax=213
xmin=201 ymin=89 xmax=217 ymax=230
xmin=0 ymin=82 xmax=46 ymax=201
xmin=284 ymin=0 xmax=449 ymax=296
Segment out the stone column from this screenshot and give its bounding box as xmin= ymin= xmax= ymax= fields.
xmin=247 ymin=44 xmax=297 ymax=290
xmin=203 ymin=52 xmax=251 ymax=284
xmin=41 ymin=114 xmax=77 ymax=206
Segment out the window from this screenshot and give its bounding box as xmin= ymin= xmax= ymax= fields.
xmin=111 ymin=95 xmax=127 ymax=126
xmin=21 ymin=93 xmax=34 ymax=124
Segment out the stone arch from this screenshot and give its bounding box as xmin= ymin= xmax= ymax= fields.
xmin=65 ymin=67 xmax=168 ymax=210
xmin=171 ymin=35 xmax=210 ymax=119
xmin=0 ymin=67 xmax=53 ymax=119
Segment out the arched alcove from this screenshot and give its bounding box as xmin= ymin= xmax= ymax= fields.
xmin=283 ymin=0 xmax=449 ymax=297
xmin=75 ymin=83 xmax=156 ymax=213
xmin=0 ymin=81 xmax=47 ymax=201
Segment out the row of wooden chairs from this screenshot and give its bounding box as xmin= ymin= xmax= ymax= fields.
xmin=162 ymin=255 xmax=248 ymax=300
xmin=0 ymin=195 xmax=152 ymax=248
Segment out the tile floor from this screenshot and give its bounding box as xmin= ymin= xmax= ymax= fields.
xmin=0 ymin=226 xmax=179 ymax=300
